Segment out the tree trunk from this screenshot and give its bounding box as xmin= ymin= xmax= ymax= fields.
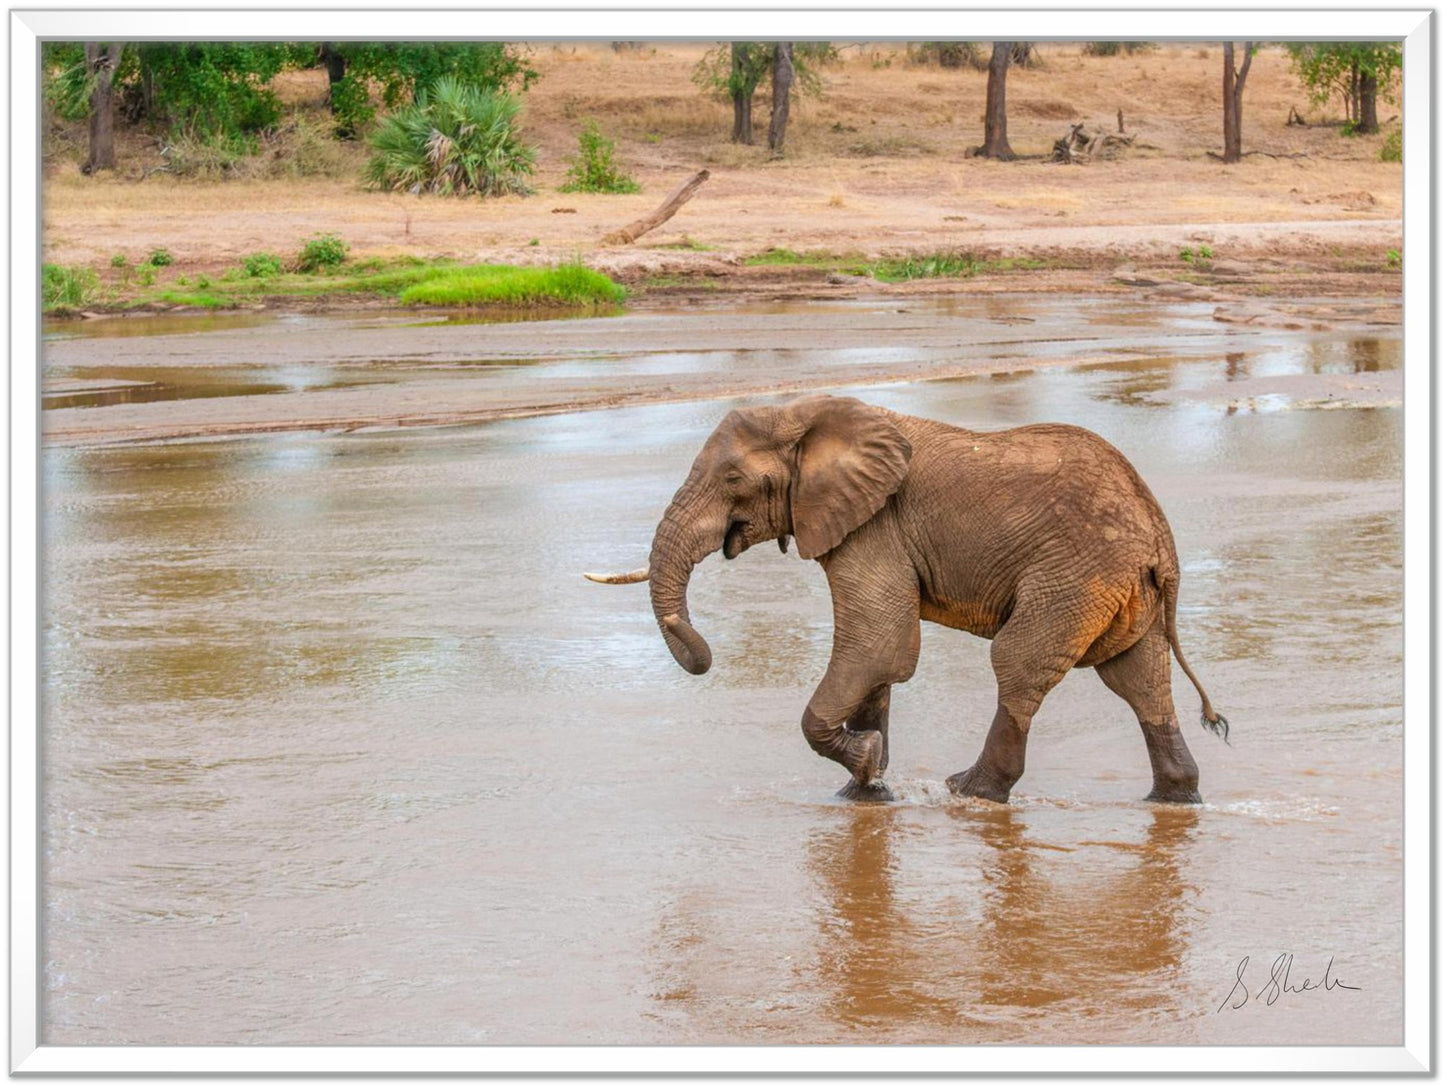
xmin=1358 ymin=70 xmax=1379 ymax=133
xmin=767 ymin=42 xmax=794 ymax=156
xmin=83 ymin=42 xmax=123 ymax=174
xmin=977 ymin=41 xmax=1015 ymax=160
xmin=1221 ymin=41 xmax=1253 ymax=164
xmin=730 ymin=42 xmax=753 ymax=144
xmin=320 ymin=42 xmax=347 ymax=112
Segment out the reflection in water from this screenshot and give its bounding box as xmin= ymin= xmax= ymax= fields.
xmin=806 ymin=806 xmax=967 ymax=1033
xmin=799 ymin=804 xmax=1199 ymax=1039
xmin=962 ymin=806 xmax=1197 ymax=1015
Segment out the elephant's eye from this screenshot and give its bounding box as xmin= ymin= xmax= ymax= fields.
xmin=724 ymin=471 xmax=745 ymax=486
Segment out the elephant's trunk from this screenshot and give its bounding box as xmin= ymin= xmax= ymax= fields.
xmin=647 ymin=487 xmax=725 ymax=675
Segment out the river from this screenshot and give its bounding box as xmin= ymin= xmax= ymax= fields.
xmin=41 ymin=297 xmax=1402 ymax=1046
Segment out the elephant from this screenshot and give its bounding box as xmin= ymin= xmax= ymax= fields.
xmin=587 ymin=394 xmax=1228 ymax=804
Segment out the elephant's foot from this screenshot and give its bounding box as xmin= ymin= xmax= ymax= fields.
xmin=946 ymin=765 xmax=1013 ymax=804
xmin=836 ymin=778 xmax=895 ymax=803
xmin=1145 ymin=781 xmax=1203 ymax=804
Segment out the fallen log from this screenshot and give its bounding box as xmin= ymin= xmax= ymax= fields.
xmin=601 ymin=169 xmax=710 ymax=245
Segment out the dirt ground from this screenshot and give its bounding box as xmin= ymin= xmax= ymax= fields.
xmin=41 ymin=42 xmax=1404 ymax=304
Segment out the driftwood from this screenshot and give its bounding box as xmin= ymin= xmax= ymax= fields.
xmin=601 ymin=169 xmax=710 ymax=245
xmin=1287 ymin=106 xmax=1307 ymax=126
xmin=1051 ymin=122 xmax=1134 ymax=164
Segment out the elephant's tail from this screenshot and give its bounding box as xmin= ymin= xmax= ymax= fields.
xmin=1156 ymin=565 xmax=1230 ymax=745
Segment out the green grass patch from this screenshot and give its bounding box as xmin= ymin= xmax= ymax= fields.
xmin=745 ymin=247 xmax=848 ymax=267
xmin=42 ymin=263 xmax=100 ymax=311
xmin=399 ymin=263 xmax=626 ymax=308
xmin=743 ymin=247 xmax=1052 ymax=282
xmin=57 ymin=254 xmax=627 ymax=317
xmin=154 ymin=291 xmax=231 ymax=309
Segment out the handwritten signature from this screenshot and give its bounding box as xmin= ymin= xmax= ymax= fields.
xmin=1217 ymin=954 xmax=1361 ymax=1012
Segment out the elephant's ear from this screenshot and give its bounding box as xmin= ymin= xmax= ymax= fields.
xmin=789 ymin=396 xmax=912 ymax=560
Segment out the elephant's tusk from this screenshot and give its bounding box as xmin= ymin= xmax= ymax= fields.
xmin=583 ymin=566 xmax=650 ymax=584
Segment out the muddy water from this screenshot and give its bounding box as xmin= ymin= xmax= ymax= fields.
xmin=42 ymin=303 xmax=1402 ymax=1046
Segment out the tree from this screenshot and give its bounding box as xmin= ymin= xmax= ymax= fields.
xmin=692 ymin=42 xmax=834 ymax=146
xmin=316 ymin=43 xmax=537 ymax=138
xmin=1287 ymin=42 xmax=1402 ymax=134
xmin=977 ymin=41 xmax=1015 ymax=160
xmin=729 ymin=43 xmax=759 ymax=144
xmin=1221 ymin=41 xmax=1255 ymax=164
xmin=767 ymin=42 xmax=794 ymax=155
xmin=82 ymin=42 xmax=124 ymax=172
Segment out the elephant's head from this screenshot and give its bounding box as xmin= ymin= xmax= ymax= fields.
xmin=633 ymin=395 xmax=913 ymax=675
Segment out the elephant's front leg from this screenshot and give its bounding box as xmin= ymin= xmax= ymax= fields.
xmin=848 ymin=686 xmax=892 ymax=774
xmin=802 ymin=550 xmax=920 ymax=803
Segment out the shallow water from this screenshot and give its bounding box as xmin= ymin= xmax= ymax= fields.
xmin=41 ymin=302 xmax=1402 ymax=1046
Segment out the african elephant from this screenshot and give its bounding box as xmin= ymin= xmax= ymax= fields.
xmin=588 ymin=394 xmax=1228 ymax=804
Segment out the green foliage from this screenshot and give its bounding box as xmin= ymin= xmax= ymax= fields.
xmin=364 ymin=76 xmax=535 ymax=197
xmin=243 ymin=252 xmax=282 ymax=277
xmin=325 ymin=43 xmax=537 ymax=138
xmin=1198 ymin=244 xmax=1214 ymax=260
xmin=147 ymin=248 xmax=174 ymax=266
xmin=559 ymin=120 xmax=641 ymax=194
xmin=42 ymin=264 xmax=100 ymax=310
xmin=1386 ymin=248 xmax=1401 ymax=267
xmin=41 ymin=43 xmax=93 ymax=122
xmin=110 ymin=253 xmax=128 ymax=268
xmin=1381 ymin=128 xmax=1402 ymax=162
xmin=1286 ymin=42 xmax=1402 ymax=120
xmin=396 ymin=262 xmax=625 ymax=307
xmin=692 ymin=42 xmax=835 ymax=103
xmin=136 ymin=265 xmax=156 ymax=287
xmin=295 ymin=234 xmax=349 ymax=273
xmin=130 ymin=43 xmax=290 ymax=137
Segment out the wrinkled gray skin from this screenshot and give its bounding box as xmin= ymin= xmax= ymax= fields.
xmin=639 ymin=394 xmax=1228 ymax=804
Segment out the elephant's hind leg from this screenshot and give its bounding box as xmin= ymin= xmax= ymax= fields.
xmin=1096 ymin=619 xmax=1202 ymax=804
xmin=948 ymin=588 xmax=1112 ymax=803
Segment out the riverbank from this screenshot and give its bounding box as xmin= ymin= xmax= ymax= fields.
xmin=41 ymin=292 xmax=1401 ymax=447
xmin=42 ymin=43 xmax=1403 ymax=315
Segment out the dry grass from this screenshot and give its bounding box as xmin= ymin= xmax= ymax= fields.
xmin=42 ymin=42 xmax=1402 ymax=275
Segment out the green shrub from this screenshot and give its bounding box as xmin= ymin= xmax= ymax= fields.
xmin=1387 ymin=248 xmax=1401 ymax=267
xmin=136 ymin=265 xmax=157 ymax=287
xmin=243 ymin=251 xmax=283 ymax=278
xmin=1381 ymin=129 xmax=1402 ymax=162
xmin=1179 ymin=247 xmax=1195 ymax=263
xmin=148 ymin=248 xmax=175 ymax=267
xmin=42 ymin=264 xmax=100 ymax=310
xmin=1198 ymin=244 xmax=1214 ymax=260
xmin=296 ymin=233 xmax=349 ymax=273
xmin=559 ymin=120 xmax=641 ymax=194
xmin=110 ymin=253 xmax=128 ymax=268
xmin=363 ymin=76 xmax=535 ymax=197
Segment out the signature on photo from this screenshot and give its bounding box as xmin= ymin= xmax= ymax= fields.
xmin=1218 ymin=954 xmax=1361 ymax=1012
